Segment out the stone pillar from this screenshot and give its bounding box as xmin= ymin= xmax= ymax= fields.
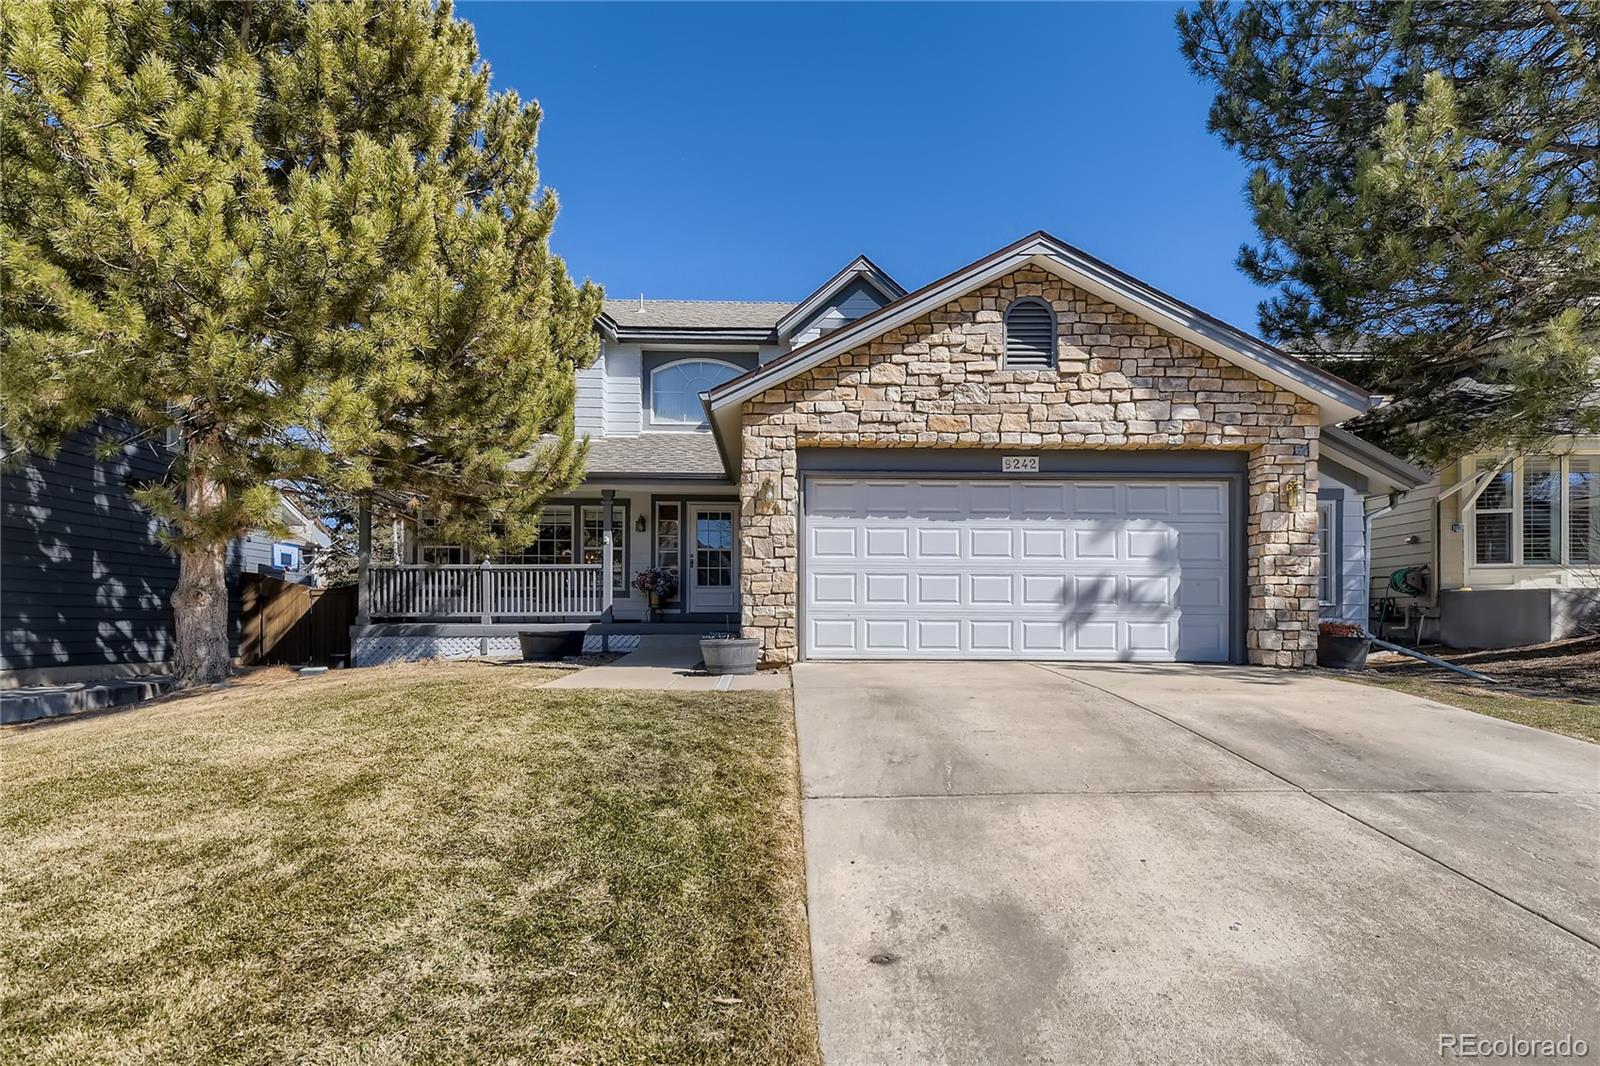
xmin=1245 ymin=441 xmax=1320 ymax=667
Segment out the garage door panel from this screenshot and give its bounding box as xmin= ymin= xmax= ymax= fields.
xmin=863 ymin=572 xmax=909 ymax=605
xmin=803 ymin=477 xmax=1232 ymax=662
xmin=811 ymin=572 xmax=856 ymax=605
xmin=1178 ymin=482 xmax=1227 ymax=516
xmin=1021 ymin=528 xmax=1067 ymax=559
xmin=917 ymin=527 xmax=961 ymax=558
xmin=1177 ymin=528 xmax=1227 ymax=565
xmin=811 ymin=526 xmax=857 ymax=557
xmin=969 ymin=573 xmax=1014 ymax=605
xmin=969 ymin=527 xmax=1013 ymax=558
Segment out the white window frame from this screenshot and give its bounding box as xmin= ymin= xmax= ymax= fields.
xmin=1316 ymin=499 xmax=1339 ymax=608
xmin=647 ymin=358 xmax=744 ymax=427
xmin=1465 ymin=453 xmax=1600 ymax=568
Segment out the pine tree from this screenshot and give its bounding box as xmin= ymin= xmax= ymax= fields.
xmin=1178 ymin=2 xmax=1599 ymax=464
xmin=2 ymin=0 xmax=601 ymax=685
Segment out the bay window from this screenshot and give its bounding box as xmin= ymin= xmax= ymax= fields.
xmin=1521 ymin=458 xmax=1561 ymax=563
xmin=1473 ymin=461 xmax=1513 ymax=564
xmin=1572 ymin=458 xmax=1597 ymax=563
xmin=1469 ymin=454 xmax=1600 ymax=567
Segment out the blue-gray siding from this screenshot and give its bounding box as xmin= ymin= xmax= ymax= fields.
xmin=1 ymin=424 xmax=248 ymax=676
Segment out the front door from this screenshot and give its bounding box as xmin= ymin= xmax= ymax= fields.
xmin=688 ymin=507 xmax=738 ymax=613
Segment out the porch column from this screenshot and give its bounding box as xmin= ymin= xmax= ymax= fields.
xmin=601 ymin=488 xmax=616 ymax=620
xmin=355 ymin=494 xmax=372 ymax=625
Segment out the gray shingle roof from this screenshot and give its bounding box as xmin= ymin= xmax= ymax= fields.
xmin=512 ymin=433 xmax=728 ymax=478
xmin=602 ymin=298 xmax=794 ymax=331
xmin=582 ymin=433 xmax=728 ymax=478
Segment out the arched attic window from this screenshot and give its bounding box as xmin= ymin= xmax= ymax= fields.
xmin=649 ymin=358 xmax=743 ymax=425
xmin=1003 ymin=298 xmax=1057 ymax=369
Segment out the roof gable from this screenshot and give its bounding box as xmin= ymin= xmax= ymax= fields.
xmin=774 ymin=255 xmax=907 ymax=339
xmin=709 ymin=232 xmax=1372 ymax=424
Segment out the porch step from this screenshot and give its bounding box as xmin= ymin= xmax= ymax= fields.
xmin=1 ymin=675 xmax=176 ymax=725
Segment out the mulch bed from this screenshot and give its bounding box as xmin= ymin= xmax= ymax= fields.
xmin=1368 ymin=634 xmax=1600 ymax=703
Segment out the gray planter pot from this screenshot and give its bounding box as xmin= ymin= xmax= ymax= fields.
xmin=518 ymin=630 xmax=583 ymax=661
xmin=1317 ymin=633 xmax=1371 ymax=671
xmin=700 ymin=636 xmax=760 ymax=676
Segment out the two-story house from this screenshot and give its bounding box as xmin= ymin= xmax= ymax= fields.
xmin=351 ymin=232 xmax=1427 ymax=667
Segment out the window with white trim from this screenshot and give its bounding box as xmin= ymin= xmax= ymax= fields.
xmin=1316 ymin=499 xmax=1339 ymax=607
xmin=1469 ymin=454 xmax=1600 ymax=567
xmin=1473 ymin=460 xmax=1514 ymax=564
xmin=1522 ymin=457 xmax=1561 ymax=563
xmin=580 ymin=504 xmax=626 ymax=592
xmin=1572 ymin=458 xmax=1597 ymax=563
xmin=418 ymin=516 xmax=468 ymax=565
xmin=1003 ymin=298 xmax=1056 ymax=368
xmin=499 ymin=506 xmax=575 ymax=565
xmin=649 ymin=359 xmax=742 ymax=425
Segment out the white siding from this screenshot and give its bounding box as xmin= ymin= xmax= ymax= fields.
xmin=1318 ymin=468 xmax=1370 ymax=626
xmin=603 ymin=344 xmax=643 ymax=436
xmin=574 ymin=345 xmax=606 ymax=436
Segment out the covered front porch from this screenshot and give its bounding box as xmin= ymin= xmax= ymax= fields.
xmin=349 ymin=479 xmax=742 ymax=665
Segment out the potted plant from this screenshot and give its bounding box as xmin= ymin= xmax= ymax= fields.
xmin=1317 ymin=621 xmax=1371 ymax=671
xmin=632 ymin=567 xmax=678 ymax=622
xmin=700 ymin=631 xmax=760 ymax=675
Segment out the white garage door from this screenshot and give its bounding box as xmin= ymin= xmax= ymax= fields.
xmin=802 ymin=478 xmax=1231 ymax=662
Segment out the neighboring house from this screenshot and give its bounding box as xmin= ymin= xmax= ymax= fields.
xmin=1 ymin=424 xmax=331 ymax=687
xmin=1370 ymin=441 xmax=1600 ymax=647
xmin=355 ymin=232 xmax=1426 ymax=668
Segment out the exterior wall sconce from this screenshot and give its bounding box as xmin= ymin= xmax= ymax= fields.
xmin=634 ymin=514 xmax=647 ymax=533
xmin=755 ymin=476 xmax=778 ymax=514
xmin=1280 ymin=477 xmax=1303 ymax=511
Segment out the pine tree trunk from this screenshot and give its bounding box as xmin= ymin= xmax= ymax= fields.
xmin=171 ymin=465 xmax=232 ymax=687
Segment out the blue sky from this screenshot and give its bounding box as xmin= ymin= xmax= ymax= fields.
xmin=460 ymin=1 xmax=1269 ymax=330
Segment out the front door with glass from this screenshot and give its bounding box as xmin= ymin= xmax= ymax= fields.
xmin=688 ymin=507 xmax=737 ymax=613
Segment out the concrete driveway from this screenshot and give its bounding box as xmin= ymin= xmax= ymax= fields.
xmin=794 ymin=661 xmax=1600 ymax=1065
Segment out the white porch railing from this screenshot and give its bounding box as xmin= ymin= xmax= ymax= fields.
xmin=367 ymin=564 xmax=606 ymax=621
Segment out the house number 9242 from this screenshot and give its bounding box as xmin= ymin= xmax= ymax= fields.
xmin=1001 ymin=456 xmax=1039 ymax=473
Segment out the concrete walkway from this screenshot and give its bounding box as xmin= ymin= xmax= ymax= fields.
xmin=795 ymin=660 xmax=1600 ymax=1065
xmin=540 ymin=636 xmax=788 ymax=691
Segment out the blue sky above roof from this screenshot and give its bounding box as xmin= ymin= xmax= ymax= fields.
xmin=460 ymin=1 xmax=1268 ymax=332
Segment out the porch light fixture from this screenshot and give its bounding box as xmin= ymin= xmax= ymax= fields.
xmin=1280 ymin=477 xmax=1303 ymax=511
xmin=635 ymin=514 xmax=647 ymax=533
xmin=756 ymin=476 xmax=778 ymax=514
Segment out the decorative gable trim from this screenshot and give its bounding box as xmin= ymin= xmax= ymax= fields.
xmin=773 ymin=254 xmax=907 ymax=339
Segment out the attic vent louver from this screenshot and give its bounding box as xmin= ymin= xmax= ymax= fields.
xmin=1003 ymin=298 xmax=1056 ymax=368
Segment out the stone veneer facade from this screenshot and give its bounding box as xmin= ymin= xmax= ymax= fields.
xmin=738 ymin=266 xmax=1322 ymax=667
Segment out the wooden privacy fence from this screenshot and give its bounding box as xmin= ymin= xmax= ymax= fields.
xmin=240 ymin=574 xmax=357 ymax=666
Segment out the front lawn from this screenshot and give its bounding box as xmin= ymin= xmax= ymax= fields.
xmin=1354 ymin=674 xmax=1600 ymax=744
xmin=1 ymin=664 xmax=818 ymax=1064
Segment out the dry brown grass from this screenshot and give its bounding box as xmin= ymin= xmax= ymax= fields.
xmin=1 ymin=662 xmax=818 ymax=1065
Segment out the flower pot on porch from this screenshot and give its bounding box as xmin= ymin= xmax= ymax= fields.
xmin=518 ymin=630 xmax=583 ymax=661
xmin=1317 ymin=633 xmax=1370 ymax=671
xmin=700 ymin=636 xmax=760 ymax=676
